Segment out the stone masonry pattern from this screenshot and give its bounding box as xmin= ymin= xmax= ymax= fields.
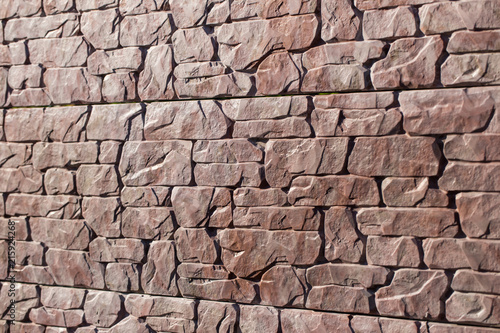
xmin=0 ymin=0 xmax=499 ymax=332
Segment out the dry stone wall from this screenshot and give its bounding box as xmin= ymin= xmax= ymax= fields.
xmin=0 ymin=0 xmax=500 ymax=332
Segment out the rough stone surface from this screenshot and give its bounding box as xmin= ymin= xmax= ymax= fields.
xmin=324 ymin=207 xmax=364 ymax=263
xmin=4 ymin=14 xmax=79 ymax=41
xmin=138 ymin=44 xmax=175 ymax=101
xmin=141 ymin=241 xmax=178 ymax=296
xmin=367 ymin=236 xmax=421 ymax=267
xmin=260 ymin=265 xmax=306 ymax=307
xmin=233 ymin=207 xmax=320 ymax=230
xmin=105 ymin=263 xmax=141 ymax=292
xmin=28 ymin=37 xmax=89 ymax=68
xmin=233 ymin=188 xmax=288 ymax=207
xmin=197 ymin=301 xmax=238 ymax=333
xmin=120 ymin=12 xmax=173 ymax=47
xmin=194 ymin=163 xmax=263 ymax=187
xmin=82 ymin=197 xmax=121 ymax=238
xmin=447 ymin=30 xmax=500 ymax=54
xmin=233 ymin=118 xmax=311 ymax=139
xmin=363 ymin=6 xmax=417 ymax=40
xmin=87 ymin=104 xmax=143 ymax=141
xmin=174 ymin=228 xmax=218 ymax=264
xmin=446 ymin=292 xmax=500 ymax=325
xmin=89 ymin=237 xmax=145 ymax=263
xmin=222 ymin=96 xmax=308 ymax=120
xmin=321 ymin=0 xmax=360 ymax=42
xmin=382 ymin=177 xmax=429 ymax=207
xmin=457 ymin=192 xmax=500 ymax=239
xmin=30 ymin=218 xmax=90 ymax=250
xmin=84 ymin=291 xmax=122 ymax=328
xmin=76 ymin=165 xmax=119 ymax=196
xmin=44 ymin=68 xmax=102 ymax=104
xmin=281 ymin=309 xmax=351 ymax=332
xmin=46 ymin=249 xmax=105 ymax=288
xmin=81 ymin=9 xmax=119 ymax=50
xmin=442 ymin=53 xmax=500 ymax=86
xmin=439 ymin=162 xmax=500 ymax=192
xmin=122 ymin=207 xmax=175 ymax=240
xmin=172 ymin=27 xmax=214 ymax=64
xmin=239 ymin=305 xmax=279 ymax=333
xmin=41 ymin=287 xmax=85 ymax=310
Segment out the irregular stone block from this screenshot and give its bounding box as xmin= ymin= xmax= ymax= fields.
xmin=218 ymin=229 xmax=321 ymax=277
xmin=233 ymin=118 xmax=311 ymax=139
xmin=288 ymin=176 xmax=379 ymax=206
xmin=419 ymin=2 xmax=465 ymax=34
xmin=0 ymin=217 xmax=28 ymax=240
xmin=137 ymin=44 xmax=174 ymax=100
xmin=15 ymin=266 xmax=55 ymax=285
xmin=0 ymin=166 xmax=43 ymax=193
xmin=169 ymin=0 xmax=209 ymax=28
xmin=233 ymin=188 xmax=287 ymax=207
xmin=41 ymin=286 xmax=85 ymax=310
xmin=452 ymin=270 xmax=500 ymax=295
xmin=172 ymin=27 xmax=213 ymax=64
xmin=367 ymin=236 xmax=421 ymax=267
xmin=6 ymin=194 xmax=80 ymax=219
xmin=29 ymin=307 xmax=84 ymax=327
xmin=303 ymin=41 xmax=385 ymax=69
xmin=325 ymin=207 xmax=364 ymax=263
xmin=239 ymin=305 xmax=279 ymax=333
xmin=0 ymin=143 xmax=31 ymax=168
xmin=8 ymin=65 xmax=42 ymax=89
xmin=44 ymin=68 xmax=102 ymax=104
xmin=76 ymin=165 xmax=119 ymax=196
xmin=88 ymin=48 xmax=142 ymax=75
xmin=418 ymin=188 xmax=449 ymax=208
xmin=174 ymin=72 xmax=253 ymax=98
xmin=81 ymin=9 xmax=119 ymax=49
xmin=4 ymin=14 xmax=79 ymax=41
xmin=0 ymin=0 xmax=41 ymax=19
xmin=125 ymin=294 xmax=195 ymax=318
xmin=382 ymin=177 xmax=429 ymax=207
xmin=445 ymin=134 xmax=500 ymax=162
xmin=193 ymin=139 xmax=262 ymax=163
xmin=82 ymin=197 xmax=121 ymax=238
xmin=177 ymin=263 xmax=230 ymax=280
xmin=173 ymin=62 xmax=227 ymax=79
xmin=33 ymin=143 xmax=97 ymax=170
xmin=321 ymin=0 xmax=360 ymax=42
xmin=9 ymin=323 xmax=46 ymax=333
xmin=306 ymin=285 xmax=373 ymax=314
xmin=43 ymin=0 xmax=74 ymax=14
xmin=197 ymin=301 xmax=238 ymax=333
xmin=90 ymin=237 xmax=145 ymax=263
xmin=399 ymin=88 xmax=494 ymax=135
xmin=363 ymin=6 xmax=417 ymax=40
xmin=174 ymin=228 xmax=218 ymax=264
xmin=141 ymin=240 xmax=178 ymax=295
xmin=76 ymin=0 xmax=118 ymax=11
xmin=120 ymin=12 xmax=173 ymax=47
xmin=9 ymin=89 xmax=51 ymax=107
xmin=457 ymin=192 xmax=500 ymax=239
xmin=87 ymin=104 xmax=143 ymax=141
xmin=423 ymin=238 xmax=500 ymax=271
xmin=348 ymin=136 xmax=441 ymax=176
xmin=46 ymin=249 xmax=105 ymax=288
xmin=351 ymin=316 xmax=422 ymax=333
xmin=371 ymin=36 xmax=443 ymax=89
xmin=234 ymin=207 xmax=320 ymax=230
xmin=281 ymin=309 xmax=351 ymax=333
xmin=260 ymin=265 xmax=306 ymax=307
xmin=0 ymin=283 xmax=39 ymax=321
xmin=9 ymin=41 xmax=28 ymax=65
xmin=121 ymin=187 xmax=171 ymax=207
xmin=446 ymin=292 xmax=500 ymax=325
xmin=15 ymin=241 xmax=43 ymax=266
xmin=194 ymin=163 xmax=263 ymax=187
xmin=256 ymin=52 xmax=300 ymax=95
xmin=231 ymin=0 xmax=316 ymax=19
xmin=307 ymin=263 xmax=389 ymax=289
xmin=41 ymin=106 xmax=89 ymax=142
xmin=442 ymin=53 xmax=500 ymax=86
xmin=28 ymin=37 xmax=89 ymax=67
xmin=30 ymin=218 xmax=90 ymax=250
xmin=119 ymin=141 xmax=192 ymax=186
xmin=146 ymin=317 xmax=195 ymax=333
xmin=98 ymin=141 xmax=121 ymax=164
xmin=221 ymin=95 xmax=308 ymax=120
xmin=0 ymin=68 xmax=8 ymax=107
xmin=439 ymin=162 xmax=500 ymax=191
xmin=122 ymin=207 xmax=174 ymax=240
xmin=145 ymin=100 xmax=229 ymax=140
xmin=119 ymin=0 xmax=168 ymax=15
xmin=302 ymin=65 xmax=367 ymax=93
xmin=108 ymin=317 xmax=150 ymax=333
xmin=448 ymin=30 xmax=500 ymax=54
xmin=4 ymin=107 xmax=43 ymax=142
xmin=84 ymin=291 xmax=122 ymax=328
xmin=102 ymin=73 xmax=137 ymax=103
xmin=105 ymin=263 xmax=140 ymax=292
xmin=357 ymin=208 xmax=458 ymax=237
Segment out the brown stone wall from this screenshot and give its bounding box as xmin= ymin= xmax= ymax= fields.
xmin=0 ymin=0 xmax=500 ymax=332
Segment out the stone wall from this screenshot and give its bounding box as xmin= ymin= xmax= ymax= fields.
xmin=0 ymin=0 xmax=500 ymax=332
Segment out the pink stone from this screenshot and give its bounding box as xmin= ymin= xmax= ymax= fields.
xmin=87 ymin=104 xmax=143 ymax=141
xmin=28 ymin=37 xmax=89 ymax=67
xmin=6 ymin=194 xmax=80 ymax=219
xmin=381 ymin=177 xmax=429 ymax=207
xmin=446 ymin=292 xmax=500 ymax=325
xmin=15 ymin=266 xmax=56 ymax=285
xmin=174 ymin=72 xmax=253 ymax=98
xmin=0 ymin=166 xmax=43 ymax=193
xmin=439 ymin=162 xmax=500 ymax=191
xmin=260 ymin=265 xmax=306 ymax=307
xmin=87 ymin=48 xmax=142 ymax=75
xmin=84 ymin=291 xmax=123 ymax=328
xmin=239 ymin=305 xmax=279 ymax=332
xmin=105 ymin=263 xmax=140 ymax=292
xmin=76 ymin=165 xmax=119 ymax=196
xmin=43 ymin=0 xmax=74 ymax=15
xmin=174 ymin=228 xmax=218 ymax=264
xmin=194 ymin=163 xmax=263 ymax=187
xmin=321 ymin=0 xmax=360 ymax=42
xmin=76 ymin=0 xmax=118 ymax=11
xmin=0 ymin=0 xmax=41 ymax=19
xmin=0 ymin=217 xmax=28 ymax=240
xmin=8 ymin=88 xmax=54 ymax=107
xmin=119 ymin=12 xmax=173 ymax=47
xmin=172 ymin=27 xmax=214 ymax=63
xmin=457 ymin=192 xmax=500 ymax=239
xmin=233 ymin=207 xmax=320 ymax=230
xmin=122 ymin=207 xmax=175 ymax=240
xmin=445 ymin=134 xmax=500 ymax=162
xmin=82 ymin=197 xmax=121 ymax=237
xmin=281 ymin=309 xmax=351 ymax=333
xmin=170 ymin=0 xmax=209 ymax=28
xmin=351 ymin=316 xmax=422 ymax=333
xmin=306 ymin=263 xmax=389 ymax=289
xmin=193 ymin=139 xmax=263 ymax=163
xmin=99 ymin=141 xmax=121 ymax=164
xmin=256 ymin=52 xmax=300 ymax=95
xmin=89 ymin=237 xmax=145 ymax=263
xmin=221 ymin=95 xmax=308 ymax=120
xmin=452 ymin=270 xmax=500 ymax=295
xmin=448 ymin=30 xmax=500 ymax=54
xmin=146 ymin=317 xmax=195 ymax=333
xmin=41 ymin=106 xmax=89 ymax=142
xmin=0 ymin=242 xmax=7 ymax=279
xmin=9 ymin=41 xmax=27 ymax=65
xmin=44 ymin=68 xmax=102 ymax=104
xmin=306 ymin=285 xmax=373 ymax=314
xmin=233 ymin=188 xmax=287 ymax=207
xmin=124 ymin=294 xmax=195 ymax=318
xmin=8 ymin=65 xmax=42 ymax=89
xmin=81 ymin=9 xmax=119 ymax=49
xmin=442 ymin=54 xmax=500 ymax=86
xmin=121 ymin=186 xmax=171 ymax=207
xmin=0 ymin=283 xmax=39 ymax=321
xmin=46 ymin=249 xmax=105 ymax=288
xmin=367 ymin=236 xmax=421 ymax=267
xmin=324 ymin=207 xmax=364 ymax=263
xmin=233 ymin=118 xmax=311 ymax=138
xmin=29 ymin=307 xmax=84 ymax=327
xmin=102 ymin=73 xmax=137 ymax=103
xmin=41 ymin=286 xmax=85 ymax=309
xmin=4 ymin=107 xmax=43 ymax=141
xmin=334 ymin=108 xmax=402 ymax=137
xmin=363 ymin=7 xmax=417 ymax=40
xmin=108 ymin=317 xmax=150 ymax=333
xmin=197 ymin=301 xmax=238 ymax=333
xmin=15 ymin=241 xmax=44 ymax=265
xmin=0 ymin=143 xmax=31 ymax=168
xmin=9 ymin=323 xmax=46 ymax=333
xmin=119 ymin=0 xmax=168 ymax=15
xmin=301 ymin=65 xmax=367 ymax=93
xmin=138 ymin=44 xmax=174 ymax=100
xmin=173 ymin=62 xmax=227 ymax=79
xmin=141 ymin=240 xmax=178 ymax=296
xmin=4 ymin=14 xmax=79 ymax=41
xmin=177 ymin=263 xmax=230 ymax=280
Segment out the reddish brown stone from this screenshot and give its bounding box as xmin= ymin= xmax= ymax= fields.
xmin=174 ymin=72 xmax=253 ymax=99
xmin=6 ymin=194 xmax=80 ymax=219
xmin=260 ymin=265 xmax=306 ymax=307
xmin=76 ymin=165 xmax=119 ymax=196
xmin=84 ymin=291 xmax=123 ymax=328
xmin=41 ymin=106 xmax=89 ymax=143
xmin=90 ymin=237 xmax=144 ymax=263
xmin=0 ymin=242 xmax=5 ymax=280
xmin=44 ymin=68 xmax=102 ymax=105
xmin=265 ymin=138 xmax=348 ymax=188
xmin=256 ymin=52 xmax=300 ymax=95
xmin=234 ymin=207 xmax=320 ymax=230
xmin=8 ymin=89 xmax=51 ymax=107
xmin=194 ymin=163 xmax=263 ymax=187
xmin=98 ymin=141 xmax=121 ymax=164
xmin=122 ymin=207 xmax=174 ymax=240
xmin=141 ymin=240 xmax=178 ymax=296
xmin=0 ymin=0 xmax=42 ymax=19
xmin=239 ymin=305 xmax=279 ymax=333
xmin=177 ymin=263 xmax=230 ymax=280
xmin=146 ymin=317 xmax=195 ymax=333
xmin=178 ymin=277 xmax=257 ymax=303
xmin=0 ymin=143 xmax=31 ymax=168
xmin=15 ymin=266 xmax=56 ymax=285
xmin=105 ymin=263 xmax=140 ymax=292
xmin=108 ymin=317 xmax=150 ymax=333
xmin=193 ymin=139 xmax=262 ymax=163
xmin=173 ymin=62 xmax=227 ymax=79
xmin=288 ymin=176 xmax=379 ymax=206
xmin=81 ymin=9 xmax=119 ymax=50
xmin=457 ymin=192 xmax=500 ymax=239
xmin=174 ymin=228 xmax=218 ymax=264
xmin=125 ymin=294 xmax=195 ymax=318
xmin=324 ymin=207 xmax=364 ymax=263
xmin=446 ymin=292 xmax=500 ymax=325
xmin=4 ymin=14 xmax=79 ymax=41
xmin=321 ymin=0 xmax=360 ymax=42
xmin=9 ymin=323 xmax=46 ymax=333
xmin=102 ymin=73 xmax=137 ymax=103
xmin=419 ymin=2 xmax=466 ymax=35
xmin=418 ymin=188 xmax=449 ymax=208
xmin=371 ymin=36 xmax=443 ymax=89
xmin=15 ymin=241 xmax=44 ymax=265
xmin=0 ymin=166 xmax=43 ymax=194
xmin=448 ymin=30 xmax=500 ymax=54
xmin=29 ymin=307 xmax=84 ymax=327
xmin=197 ymin=301 xmax=238 ymax=333
xmin=8 ymin=65 xmax=42 ymax=89
xmin=9 ymin=41 xmax=27 ymax=65
xmin=281 ymin=309 xmax=351 ymax=333
xmin=170 ymin=0 xmax=209 ymax=28
xmin=302 ymin=65 xmax=367 ymax=93
xmin=357 ymin=208 xmax=458 ymax=237
xmin=221 ymin=95 xmax=308 ymax=120
xmin=367 ymin=236 xmax=421 ymax=267
xmin=120 ymin=12 xmax=173 ymax=47
xmin=363 ymin=7 xmax=417 ymax=40
xmin=28 ymin=37 xmax=89 ymax=68
xmin=233 ymin=118 xmax=311 ymax=139
xmin=233 ymin=188 xmax=287 ymax=207
xmin=172 ymin=27 xmax=214 ymax=63
xmin=442 ymin=53 xmax=500 ymax=86
xmin=439 ymin=162 xmax=500 ymax=192
xmin=306 ymin=284 xmax=373 ymax=314
xmin=88 ymin=48 xmax=142 ymax=75
xmin=445 ymin=134 xmax=500 ymax=162
xmin=351 ymin=316 xmax=422 ymax=333
xmin=41 ymin=286 xmax=85 ymax=309
xmin=119 ymin=0 xmax=168 ymax=15
xmin=44 ymin=168 xmax=74 ymax=195
xmin=137 ymin=44 xmax=175 ymax=100
xmin=36 ymin=146 xmax=97 ymax=173
xmin=382 ymin=177 xmax=429 ymax=207
xmin=87 ymin=104 xmax=143 ymax=141
xmin=46 ymin=249 xmax=105 ymax=288
xmin=82 ymin=197 xmax=121 ymax=238
xmin=428 ymin=323 xmax=500 ymax=333
xmin=303 ymin=41 xmax=385 ymax=69
xmin=44 ymin=0 xmax=74 ymax=15
xmin=121 ymin=186 xmax=171 ymax=207
xmin=4 ymin=108 xmax=43 ymax=142
xmin=0 ymin=283 xmax=39 ymax=321
xmin=0 ymin=217 xmax=28 ymax=240
xmin=307 ymin=263 xmax=389 ymax=289
xmin=452 ymin=270 xmax=500 ymax=295
xmin=332 ymin=108 xmax=402 ymax=137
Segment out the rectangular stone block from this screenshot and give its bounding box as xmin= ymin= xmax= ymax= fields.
xmin=194 ymin=163 xmax=263 ymax=187
xmin=233 ymin=118 xmax=311 ymax=139
xmin=0 ymin=0 xmax=42 ymax=19
xmin=87 ymin=104 xmax=143 ymax=141
xmin=76 ymin=165 xmax=119 ymax=196
xmin=0 ymin=166 xmax=43 ymax=194
xmin=448 ymin=30 xmax=500 ymax=54
xmin=4 ymin=14 xmax=79 ymax=41
xmin=325 ymin=207 xmax=364 ymax=263
xmin=30 ymin=218 xmax=90 ymax=250
xmin=439 ymin=162 xmax=500 ymax=191
xmin=233 ymin=207 xmax=321 ymax=230
xmin=120 ymin=12 xmax=173 ymax=47
xmin=0 ymin=217 xmax=28 ymax=240
xmin=452 ymin=270 xmax=500 ymax=295
xmin=29 ymin=307 xmax=84 ymax=327
xmin=306 ymin=263 xmax=389 ymax=288
xmin=363 ymin=7 xmax=417 ymax=40
xmin=28 ymin=37 xmax=89 ymax=67
xmin=367 ymin=236 xmax=421 ymax=268
xmin=444 ymin=134 xmax=500 ymax=161
xmin=82 ymin=197 xmax=121 ymax=238
xmin=0 ymin=143 xmax=31 ymax=168
xmin=89 ymin=237 xmax=145 ymax=263
xmin=221 ymin=96 xmax=308 ymax=120
xmin=174 ymin=227 xmax=218 ymax=264
xmin=457 ymin=192 xmax=500 ymax=239
xmin=44 ymin=67 xmax=102 ymax=104
xmin=121 ymin=186 xmax=171 ymax=207
xmin=314 ymin=91 xmax=395 ymax=109
xmin=6 ymin=194 xmax=80 ymax=219
xmin=177 ymin=277 xmax=257 ymax=304
xmin=233 ymin=188 xmax=288 ymax=207
xmin=446 ymin=292 xmax=500 ymax=325
xmin=105 ymin=263 xmax=141 ymax=292
xmin=41 ymin=106 xmax=89 ymax=142
xmin=41 ymin=286 xmax=85 ymax=310
xmin=15 ymin=240 xmax=44 ymax=265
xmin=193 ymin=139 xmax=263 ymax=163
xmin=33 ymin=142 xmax=98 ymax=170
xmin=8 ymin=65 xmax=42 ymax=89
xmin=303 ymin=41 xmax=385 ymax=69
xmin=88 ymin=47 xmax=143 ymax=75
xmin=177 ymin=263 xmax=230 ymax=280
xmin=141 ymin=240 xmax=178 ymax=296
xmin=125 ymin=294 xmax=195 ymax=318
xmin=281 ymin=309 xmax=351 ymax=333
xmin=302 ymin=65 xmax=367 ymax=93
xmin=122 ymin=207 xmax=175 ymax=240
xmin=4 ymin=108 xmax=43 ymax=142
xmin=442 ymin=53 xmax=500 ymax=86
xmin=75 ymin=0 xmax=118 ymax=11
xmin=46 ymin=249 xmax=105 ymax=288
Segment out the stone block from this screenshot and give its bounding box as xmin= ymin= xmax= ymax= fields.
xmin=381 ymin=177 xmax=429 ymax=207
xmin=442 ymin=53 xmax=500 ymax=86
xmin=367 ymin=236 xmax=421 ymax=267
xmin=197 ymin=301 xmax=238 ymax=333
xmin=324 ymin=207 xmax=364 ymax=263
xmin=121 ymin=186 xmax=171 ymax=207
xmin=301 ymin=65 xmax=367 ymax=93
xmin=4 ymin=14 xmax=79 ymax=41
xmin=137 ymin=44 xmax=174 ymax=100
xmin=321 ymin=0 xmax=360 ymax=42
xmin=41 ymin=286 xmax=85 ymax=309
xmin=363 ymin=7 xmax=417 ymax=40
xmin=141 ymin=240 xmax=178 ymax=296
xmin=172 ymin=27 xmax=214 ymax=63
xmin=233 ymin=207 xmax=321 ymax=230
xmin=0 ymin=143 xmax=31 ymax=168
xmin=457 ymin=192 xmax=500 ymax=239
xmin=239 ymin=305 xmax=279 ymax=333
xmin=452 ymin=270 xmax=500 ymax=295
xmin=102 ymin=73 xmax=137 ymax=103
xmin=255 ymin=52 xmax=301 ymax=95
xmin=233 ymin=118 xmax=311 ymax=139
xmin=120 ymin=12 xmax=173 ymax=47
xmin=29 ymin=308 xmax=84 ymax=327
xmin=105 ymin=263 xmax=140 ymax=292
xmin=439 ymin=162 xmax=500 ymax=191
xmin=446 ymin=292 xmax=500 ymax=325
xmin=260 ymin=265 xmax=307 ymax=307
xmin=82 ymin=197 xmax=121 ymax=238
xmin=8 ymin=65 xmax=42 ymax=89
xmin=221 ymin=95 xmax=308 ymax=120
xmin=44 ymin=68 xmax=102 ymax=104
xmin=46 ymin=249 xmax=105 ymax=288
xmin=6 ymin=194 xmax=80 ymax=219
xmin=194 ymin=163 xmax=263 ymax=187
xmin=30 ymin=218 xmax=90 ymax=250
xmin=4 ymin=108 xmax=43 ymax=142
xmin=89 ymin=237 xmax=145 ymax=263
xmin=233 ymin=188 xmax=288 ymax=207
xmin=87 ymin=104 xmax=143 ymax=141
xmin=98 ymin=141 xmax=121 ymax=164
xmin=76 ymin=165 xmax=119 ymax=196
xmin=88 ymin=48 xmax=142 ymax=75
xmin=281 ymin=309 xmax=351 ymax=333
xmin=122 ymin=207 xmax=175 ymax=240
xmin=448 ymin=30 xmax=500 ymax=54
xmin=81 ymin=9 xmax=119 ymax=49
xmin=174 ymin=228 xmax=218 ymax=264
xmin=84 ymin=291 xmax=123 ymax=328
xmin=28 ymin=37 xmax=89 ymax=67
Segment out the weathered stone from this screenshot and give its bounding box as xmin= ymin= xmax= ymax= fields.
xmin=170 ymin=0 xmax=209 ymax=28
xmin=197 ymin=301 xmax=238 ymax=333
xmin=439 ymin=162 xmax=500 ymax=192
xmin=175 ymin=72 xmax=253 ymax=98
xmin=125 ymin=294 xmax=195 ymax=318
xmin=44 ymin=68 xmax=102 ymax=104
xmin=234 ymin=207 xmax=320 ymax=230
xmin=256 ymin=52 xmax=300 ymax=95
xmin=46 ymin=249 xmax=105 ymax=288
xmin=108 ymin=317 xmax=150 ymax=333
xmin=0 ymin=143 xmax=31 ymax=168
xmin=81 ymin=9 xmax=119 ymax=49
xmin=239 ymin=305 xmax=279 ymax=333
xmin=88 ymin=48 xmax=143 ymax=75
xmin=260 ymin=265 xmax=306 ymax=307
xmin=0 ymin=0 xmax=41 ymax=19
xmin=445 ymin=134 xmax=500 ymax=162
xmin=233 ymin=118 xmax=311 ymax=138
xmin=145 ymin=100 xmax=229 ymax=140
xmin=90 ymin=237 xmax=145 ymax=263
xmin=119 ymin=0 xmax=168 ymax=15
xmin=321 ymin=0 xmax=360 ymax=42
xmin=6 ymin=195 xmax=80 ymax=219
xmin=177 ymin=263 xmax=230 ymax=280
xmin=423 ymin=238 xmax=500 ymax=271
xmin=442 ymin=53 xmax=500 ymax=86
xmin=15 ymin=266 xmax=56 ymax=285
xmin=28 ymin=37 xmax=89 ymax=67
xmin=4 ymin=108 xmax=43 ymax=141
xmin=306 ymin=285 xmax=373 ymax=314
xmin=41 ymin=106 xmax=89 ymax=142
xmin=371 ymin=36 xmax=444 ymax=89
xmin=41 ymin=286 xmax=85 ymax=310
xmin=336 ymin=108 xmax=402 ymax=137
xmin=0 ymin=217 xmax=29 ymax=240
xmin=9 ymin=41 xmax=27 ymax=65
xmin=8 ymin=89 xmax=50 ymax=107
xmin=43 ymin=0 xmax=74 ymax=15
xmin=367 ymin=236 xmax=421 ymax=267
xmin=457 ymin=192 xmax=500 ymax=239
xmin=382 ymin=177 xmax=429 ymax=207
xmin=452 ymin=270 xmax=500 ymax=295
xmin=357 ymin=208 xmax=458 ymax=237
xmin=172 ymin=27 xmax=214 ymax=64
xmin=138 ymin=45 xmax=174 ymax=100
xmin=428 ymin=324 xmax=500 ymax=333
xmin=218 ymin=229 xmax=321 ymax=277
xmin=193 ymin=139 xmax=262 ymax=163
xmin=288 ymin=176 xmax=379 ymax=206
xmin=8 ymin=65 xmax=42 ymax=89
xmin=303 ymin=41 xmax=385 ymax=69
xmin=348 ymin=136 xmax=441 ymax=176
xmin=194 ymin=163 xmax=263 ymax=187
xmin=265 ymin=138 xmax=348 ymax=187
xmin=0 ymin=166 xmax=43 ymax=193
xmin=29 ymin=307 xmax=84 ymax=327
xmin=102 ymin=73 xmax=137 ymax=103
xmin=307 ymin=263 xmax=389 ymax=289
xmin=399 ymin=88 xmax=495 ymax=135
xmin=4 ymin=14 xmax=79 ymax=41
xmin=82 ymin=197 xmax=121 ymax=237
xmin=233 ymin=188 xmax=287 ymax=207
xmin=446 ymin=292 xmax=500 ymax=325
xmin=216 ymin=15 xmax=318 ymax=70
xmin=15 ymin=241 xmax=44 ymax=265
xmin=145 ymin=317 xmax=195 ymax=333
xmin=0 ymin=283 xmax=39 ymax=321
xmin=121 ymin=186 xmax=171 ymax=207
xmin=363 ymin=7 xmax=417 ymax=40
xmin=351 ymin=316 xmax=422 ymax=333
xmin=418 ymin=188 xmax=449 ymax=208
xmin=281 ymin=309 xmax=351 ymax=332
xmin=0 ymin=68 xmax=8 ymax=106
xmin=221 ymin=95 xmax=308 ymax=120
xmin=76 ymin=165 xmax=119 ymax=196
xmin=119 ymin=141 xmax=192 ymax=186
xmin=99 ymin=141 xmax=121 ymax=164
xmin=9 ymin=323 xmax=46 ymax=333
xmin=174 ymin=62 xmax=227 ymax=79
xmin=87 ymin=104 xmax=143 ymax=141
xmin=105 ymin=263 xmax=140 ymax=292
xmin=120 ymin=12 xmax=173 ymax=47
xmin=30 ymin=218 xmax=90 ymax=250
xmin=419 ymin=2 xmax=466 ymax=35
xmin=141 ymin=240 xmax=178 ymax=295
xmin=122 ymin=207 xmax=175 ymax=240
xmin=84 ymin=291 xmax=122 ymax=328
xmin=448 ymin=30 xmax=500 ymax=54
xmin=174 ymin=228 xmax=218 ymax=264
xmin=302 ymin=65 xmax=367 ymax=93
xmin=0 ymin=242 xmax=5 ymax=279
xmin=324 ymin=207 xmax=364 ymax=263
xmin=76 ymin=0 xmax=118 ymax=11
xmin=0 ymin=46 xmax=10 ymax=66
xmin=376 ymin=269 xmax=448 ymax=319
xmin=231 ymin=0 xmax=317 ymax=19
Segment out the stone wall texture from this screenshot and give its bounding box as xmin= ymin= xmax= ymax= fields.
xmin=0 ymin=0 xmax=500 ymax=332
